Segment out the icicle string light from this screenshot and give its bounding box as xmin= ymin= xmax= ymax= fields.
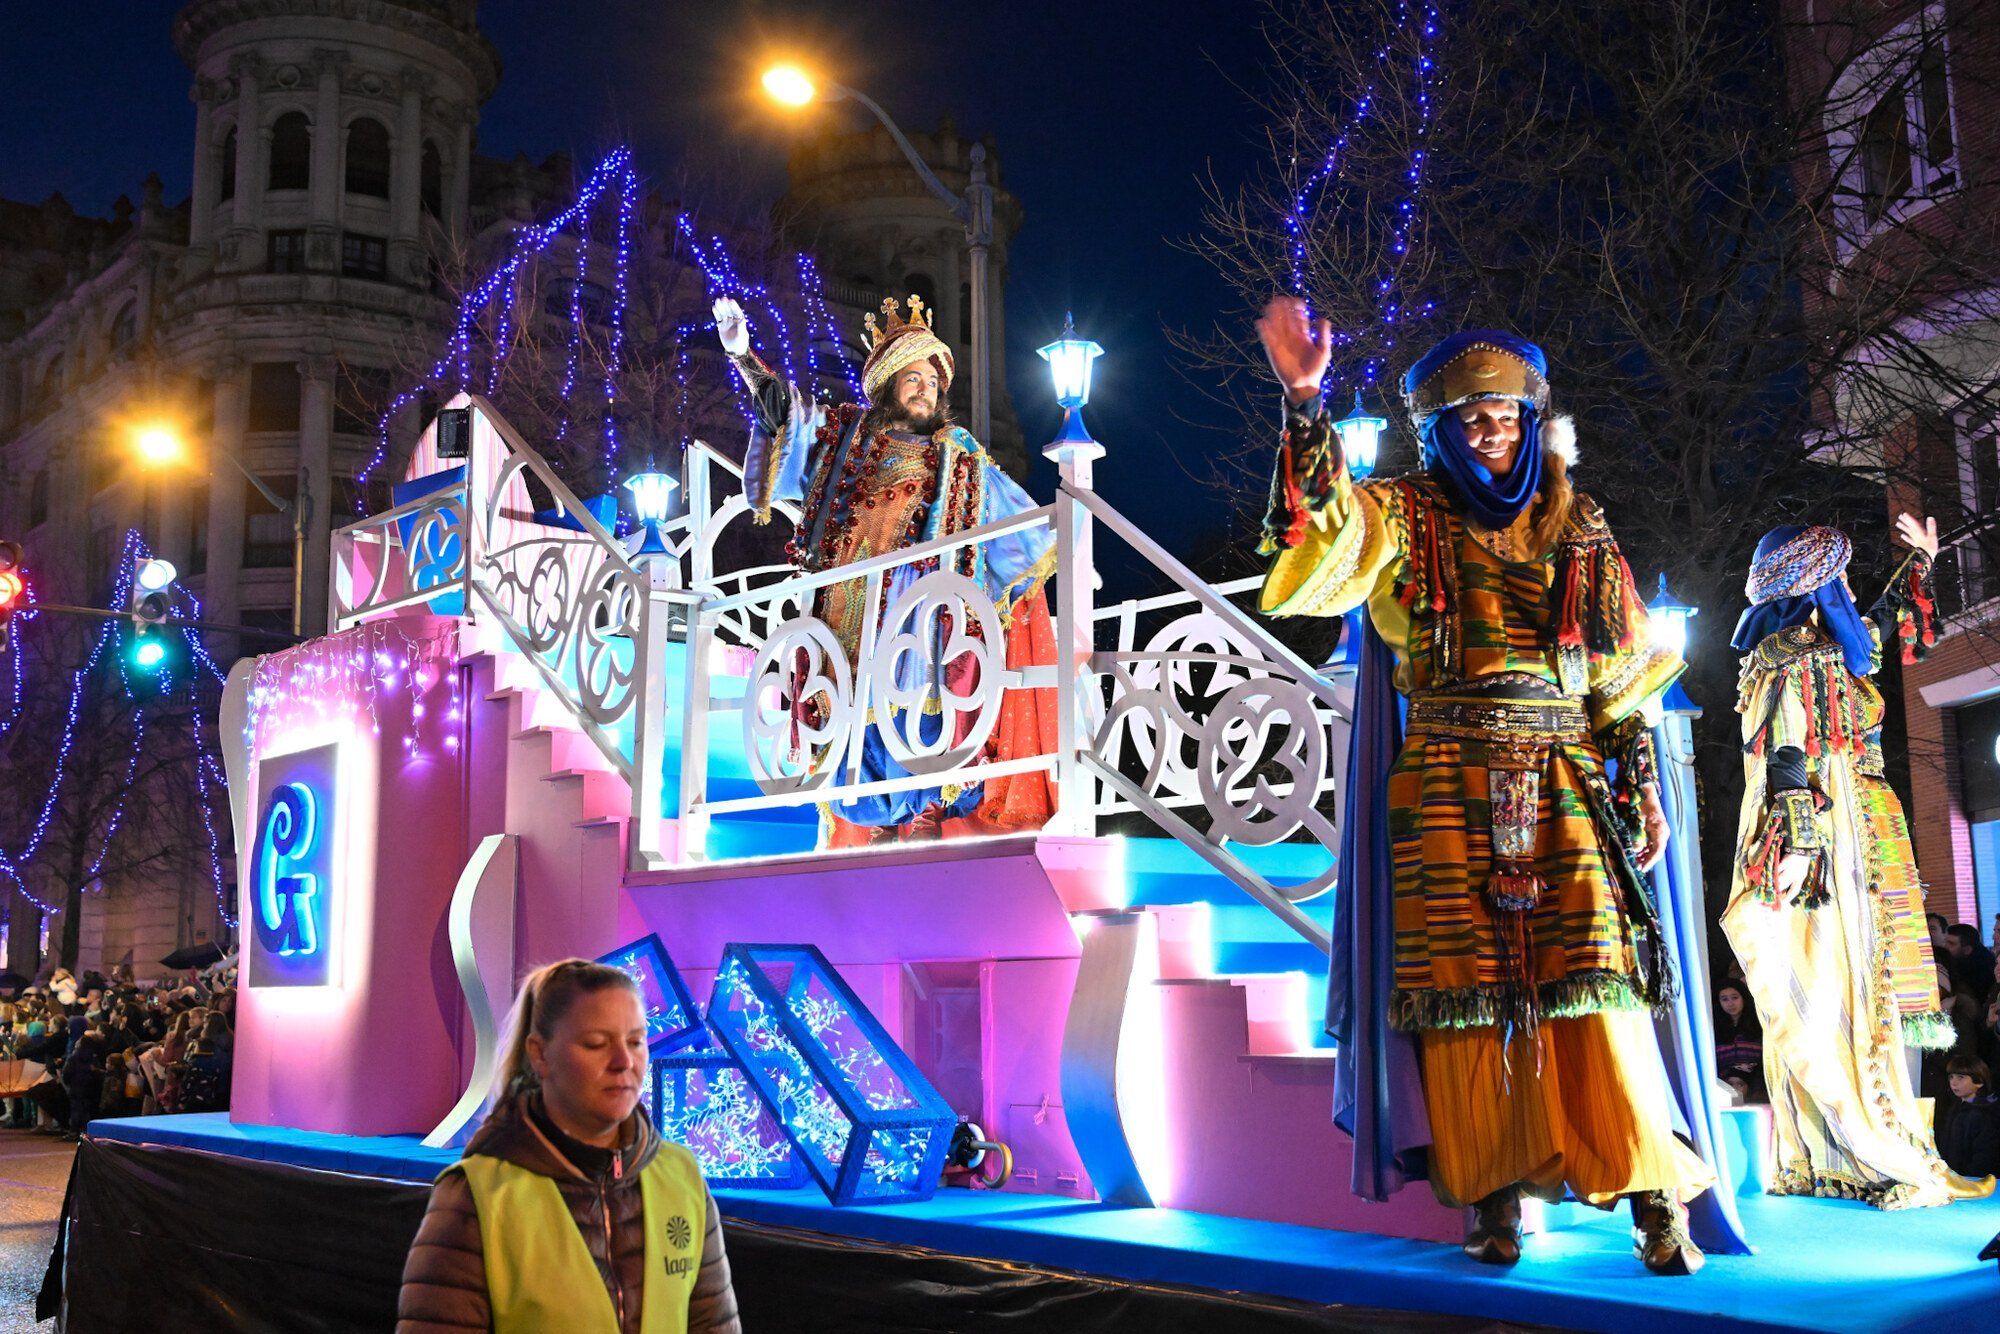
xmin=242 ymin=619 xmax=461 ymax=762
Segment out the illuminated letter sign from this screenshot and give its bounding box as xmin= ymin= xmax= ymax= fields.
xmin=257 ymin=783 xmax=320 ymax=956
xmin=248 ymin=743 xmax=339 ymax=988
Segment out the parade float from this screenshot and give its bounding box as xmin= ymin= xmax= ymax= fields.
xmin=43 ymin=161 xmax=2000 ymax=1334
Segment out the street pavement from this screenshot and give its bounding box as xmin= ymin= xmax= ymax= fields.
xmin=0 ymin=1129 xmax=70 ymax=1334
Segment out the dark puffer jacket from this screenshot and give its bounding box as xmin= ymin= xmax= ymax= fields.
xmin=396 ymin=1095 xmax=740 ymax=1333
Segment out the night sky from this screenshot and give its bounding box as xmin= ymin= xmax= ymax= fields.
xmin=0 ymin=1 xmax=1277 ymax=579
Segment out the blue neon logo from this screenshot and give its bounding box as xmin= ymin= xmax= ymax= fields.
xmin=256 ymin=782 xmax=320 ymax=957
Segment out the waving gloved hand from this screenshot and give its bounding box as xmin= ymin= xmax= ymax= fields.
xmin=713 ymin=297 xmax=750 ymax=356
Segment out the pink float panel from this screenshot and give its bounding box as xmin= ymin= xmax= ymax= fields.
xmin=1153 ymin=978 xmax=1460 ymax=1241
xmin=233 ymin=618 xmax=474 ymax=1137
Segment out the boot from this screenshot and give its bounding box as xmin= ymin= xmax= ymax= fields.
xmin=1462 ymin=1185 xmax=1524 ymax=1266
xmin=1629 ymin=1189 xmax=1704 ymax=1275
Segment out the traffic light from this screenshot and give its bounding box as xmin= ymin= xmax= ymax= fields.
xmin=0 ymin=540 xmax=23 ymax=652
xmin=128 ymin=557 xmax=177 ymax=675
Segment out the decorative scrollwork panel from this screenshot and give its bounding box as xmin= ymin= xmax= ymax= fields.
xmin=742 ymin=618 xmax=858 ymax=794
xmin=868 ymin=572 xmax=1005 ymax=776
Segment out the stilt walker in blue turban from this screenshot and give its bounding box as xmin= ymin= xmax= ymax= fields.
xmin=1724 ymin=517 xmax=1993 ymax=1208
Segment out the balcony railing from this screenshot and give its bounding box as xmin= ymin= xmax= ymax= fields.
xmin=331 ymin=394 xmax=1349 ymax=956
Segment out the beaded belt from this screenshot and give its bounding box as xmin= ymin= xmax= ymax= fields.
xmin=1405 ymin=692 xmax=1588 ymax=744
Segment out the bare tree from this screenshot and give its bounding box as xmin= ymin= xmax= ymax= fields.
xmin=0 ymin=609 xmax=227 ymax=971
xmin=1184 ymin=0 xmax=2000 ymax=895
xmin=372 ymin=162 xmax=859 ymax=510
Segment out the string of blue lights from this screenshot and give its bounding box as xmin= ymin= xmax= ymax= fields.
xmin=0 ymin=529 xmax=234 ymax=929
xmin=358 ymin=148 xmax=848 ymax=511
xmin=1285 ymin=0 xmax=1442 ymax=395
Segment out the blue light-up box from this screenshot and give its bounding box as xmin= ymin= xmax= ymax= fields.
xmin=650 ymin=1031 xmax=809 ymax=1188
xmin=597 ymin=932 xmax=703 ymax=1054
xmin=704 ymin=943 xmax=956 ymax=1205
xmin=598 ymin=932 xmax=804 ymax=1185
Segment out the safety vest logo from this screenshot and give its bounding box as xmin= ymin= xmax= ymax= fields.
xmin=663 ymin=1212 xmax=695 ymax=1278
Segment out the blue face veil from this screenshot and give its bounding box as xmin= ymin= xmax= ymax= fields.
xmin=1730 ymin=525 xmax=1876 ymax=676
xmin=1418 ymin=407 xmax=1544 ymax=532
xmin=1402 ymin=332 xmax=1551 ymax=531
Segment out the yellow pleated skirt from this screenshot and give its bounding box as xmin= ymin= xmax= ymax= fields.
xmin=1418 ymin=1010 xmax=1715 ymax=1208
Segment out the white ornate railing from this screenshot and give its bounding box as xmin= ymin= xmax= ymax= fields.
xmin=331 ymin=395 xmax=1349 ymax=953
xmin=1066 ymin=490 xmax=1345 ymax=951
xmin=331 ymin=393 xmax=685 ymax=863
xmin=673 ymin=506 xmax=1061 ymax=864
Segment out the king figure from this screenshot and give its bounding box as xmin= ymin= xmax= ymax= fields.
xmin=713 ymin=294 xmax=1057 ymax=846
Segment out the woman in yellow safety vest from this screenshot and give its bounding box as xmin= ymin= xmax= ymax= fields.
xmin=397 ymin=959 xmax=740 ymax=1333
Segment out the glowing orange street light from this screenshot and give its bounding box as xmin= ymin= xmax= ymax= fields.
xmin=761 ymin=64 xmax=817 ymax=108
xmin=752 ymin=62 xmax=997 ymax=446
xmin=131 ymin=420 xmax=189 ymax=468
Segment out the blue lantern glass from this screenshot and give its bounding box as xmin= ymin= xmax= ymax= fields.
xmin=623 ymin=469 xmax=678 ymax=559
xmin=1037 ymin=313 xmax=1104 ymax=409
xmin=1333 ymin=391 xmax=1388 ymax=481
xmin=1646 ymin=571 xmax=1697 ymax=659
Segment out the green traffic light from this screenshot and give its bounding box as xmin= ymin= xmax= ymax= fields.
xmin=132 ymin=637 xmax=168 ymax=670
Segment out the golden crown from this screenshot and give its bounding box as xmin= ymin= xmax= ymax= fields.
xmin=862 ymin=294 xmax=934 ymax=353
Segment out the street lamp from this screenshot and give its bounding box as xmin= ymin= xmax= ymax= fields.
xmin=761 ymin=65 xmax=816 ymax=107
xmin=1647 ymin=572 xmax=1697 ymax=659
xmin=1037 ymin=314 xmax=1103 ymax=452
xmin=760 ymin=64 xmax=998 ymax=447
xmin=1648 ymin=572 xmax=1700 ymax=714
xmin=133 ymin=421 xmax=188 ymax=468
xmin=129 ymin=418 xmax=310 ymax=636
xmin=623 ymin=468 xmax=679 ymax=560
xmin=1333 ymin=391 xmax=1388 ymax=481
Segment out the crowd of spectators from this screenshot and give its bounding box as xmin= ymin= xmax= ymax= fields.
xmin=1925 ymin=913 xmax=2000 ymax=1179
xmin=0 ymin=964 xmax=235 ymax=1139
xmin=1712 ymin=914 xmax=2000 ymax=1180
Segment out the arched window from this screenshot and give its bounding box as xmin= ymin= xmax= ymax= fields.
xmin=345 ymin=118 xmax=391 ymax=198
xmin=219 ymin=127 xmax=237 ymax=202
xmin=268 ymin=111 xmax=311 ymax=191
xmin=421 ymin=140 xmax=443 ymax=218
xmin=34 ymin=354 xmax=62 ymax=411
xmin=109 ymin=300 xmax=139 ymax=352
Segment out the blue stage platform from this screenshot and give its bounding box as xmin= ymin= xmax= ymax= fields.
xmin=88 ymin=1114 xmax=2000 ymax=1333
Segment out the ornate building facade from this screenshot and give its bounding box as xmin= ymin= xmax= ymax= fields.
xmin=0 ymin=1 xmax=1025 ymax=978
xmin=780 ymin=118 xmax=1027 ymax=474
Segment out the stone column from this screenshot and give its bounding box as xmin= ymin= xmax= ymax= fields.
xmin=204 ymin=360 xmax=249 ymax=645
xmin=308 ymin=50 xmax=346 ymax=269
xmin=298 ymin=356 xmax=335 ymax=635
xmin=391 ymin=68 xmax=427 ymax=285
xmin=188 ymin=80 xmax=220 ymax=247
xmin=449 ymin=116 xmax=472 ymax=242
xmin=225 ymin=57 xmax=264 ymax=272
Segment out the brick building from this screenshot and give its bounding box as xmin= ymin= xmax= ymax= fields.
xmin=1783 ymin=0 xmax=2000 ymax=926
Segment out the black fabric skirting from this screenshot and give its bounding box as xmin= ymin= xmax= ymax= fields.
xmin=42 ymin=1136 xmax=1520 ymax=1332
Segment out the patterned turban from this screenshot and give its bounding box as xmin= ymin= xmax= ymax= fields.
xmin=1745 ymin=525 xmax=1852 ymax=605
xmin=861 ymin=298 xmax=955 ymax=404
